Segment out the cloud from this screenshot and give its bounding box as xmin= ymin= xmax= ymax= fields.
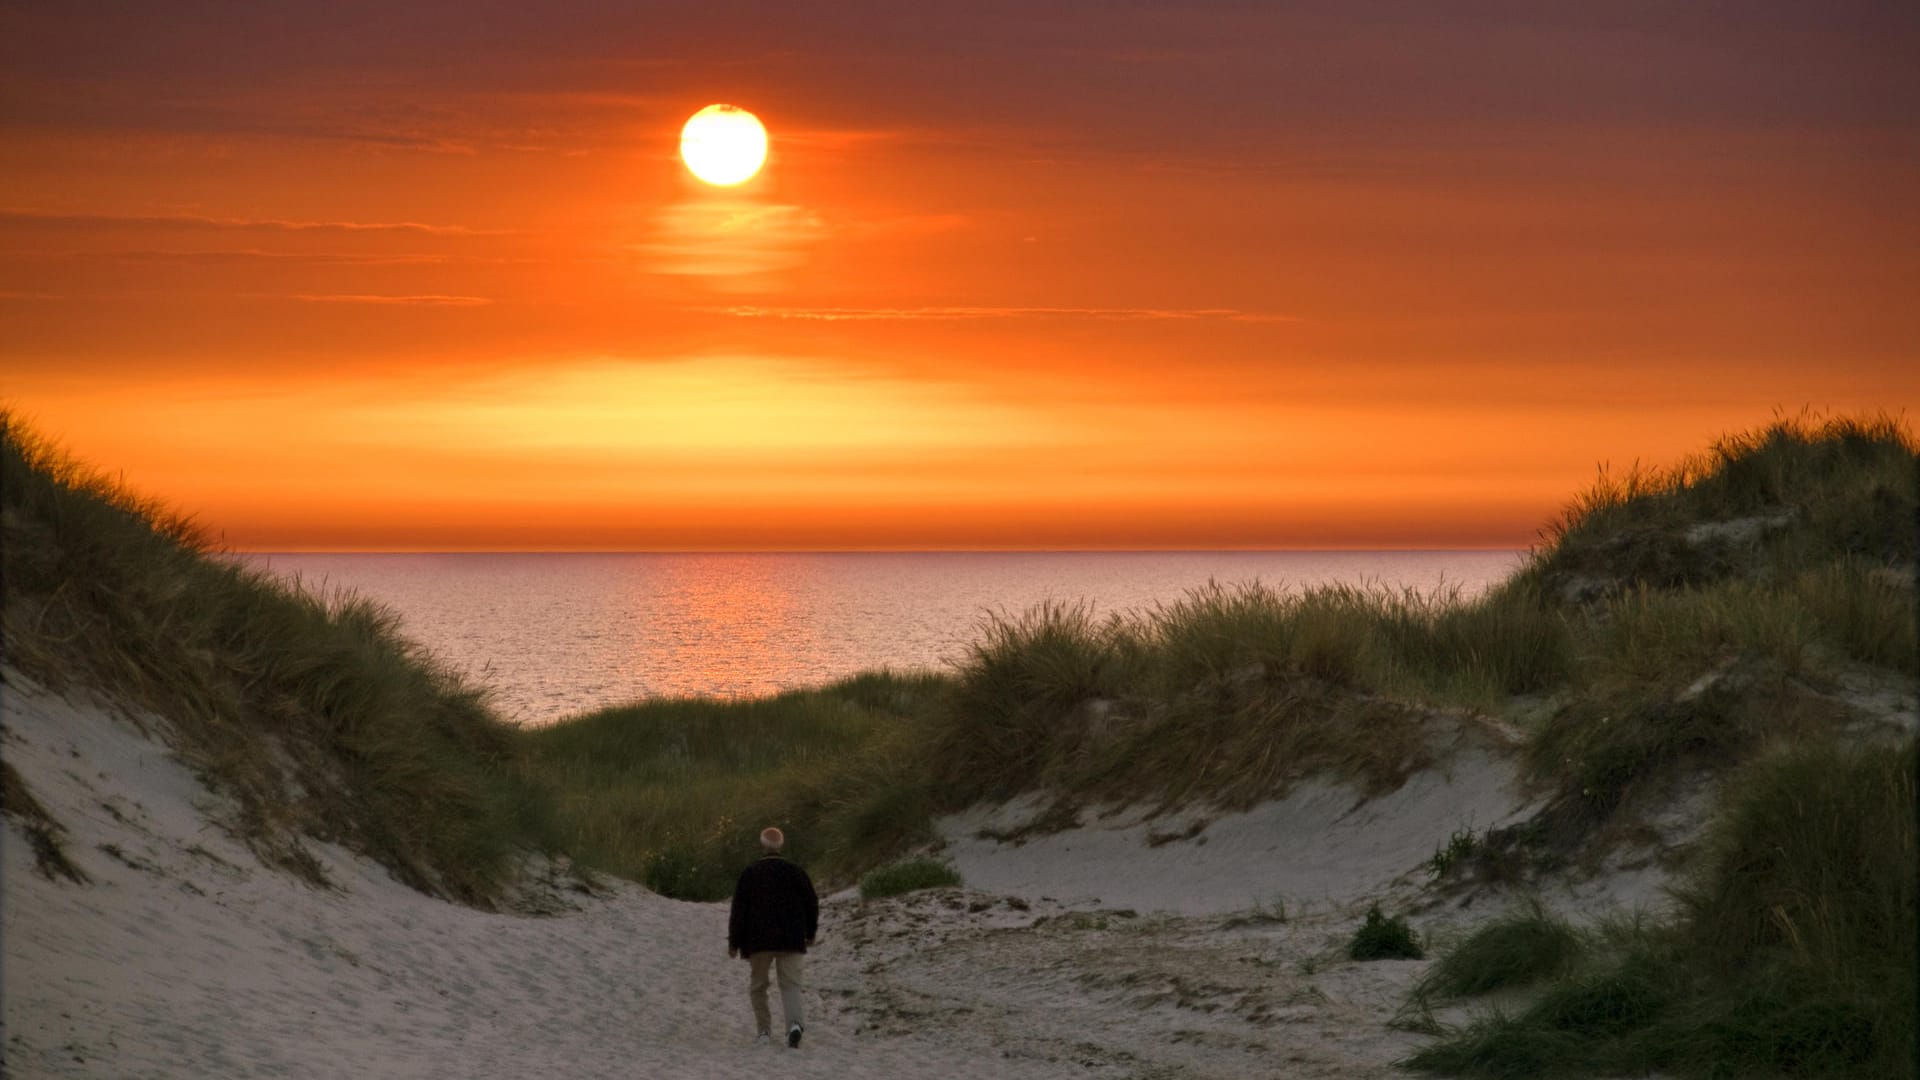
xmin=704 ymin=305 xmax=1296 ymax=323
xmin=0 ymin=208 xmax=500 ymax=235
xmin=641 ymin=200 xmax=827 ymax=276
xmin=20 ymin=250 xmax=490 ymax=266
xmin=294 ymin=293 xmax=493 ymax=306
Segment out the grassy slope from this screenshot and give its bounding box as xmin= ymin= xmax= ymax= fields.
xmin=1 ymin=414 xmax=556 ymax=906
xmin=1408 ymin=742 xmax=1915 ymax=1080
xmin=1400 ymin=415 xmax=1919 ymax=1079
xmin=516 ymin=671 xmax=950 ymax=900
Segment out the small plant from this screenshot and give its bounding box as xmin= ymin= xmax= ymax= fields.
xmin=859 ymin=856 xmax=961 ymax=900
xmin=1223 ymin=893 xmax=1291 ymax=927
xmin=1425 ymin=826 xmax=1479 ymax=880
xmin=643 ymin=841 xmax=717 ymax=900
xmin=1350 ymin=904 xmax=1423 ymax=960
xmin=1 ymin=763 xmax=89 ymax=885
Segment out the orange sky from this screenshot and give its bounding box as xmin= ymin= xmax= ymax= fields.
xmin=3 ymin=3 xmax=1916 ymax=550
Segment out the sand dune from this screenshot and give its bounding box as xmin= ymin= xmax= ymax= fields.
xmin=4 ymin=674 xmax=1672 ymax=1078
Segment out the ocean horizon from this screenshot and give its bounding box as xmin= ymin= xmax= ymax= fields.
xmin=245 ymin=549 xmax=1527 ymax=725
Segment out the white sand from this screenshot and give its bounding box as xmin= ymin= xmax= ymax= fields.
xmin=2 ymin=674 xmax=1676 ymax=1078
xmin=937 ymin=748 xmax=1535 ymax=917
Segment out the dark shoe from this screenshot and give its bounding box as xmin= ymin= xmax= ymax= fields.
xmin=787 ymin=1024 xmax=803 ymax=1049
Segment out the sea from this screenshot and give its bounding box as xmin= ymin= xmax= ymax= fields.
xmin=243 ymin=551 xmax=1526 ymax=725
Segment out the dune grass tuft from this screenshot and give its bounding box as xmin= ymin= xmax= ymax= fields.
xmin=1350 ymin=904 xmax=1424 ymax=960
xmin=858 ymin=856 xmax=962 ymax=900
xmin=1414 ymin=902 xmax=1584 ymax=1003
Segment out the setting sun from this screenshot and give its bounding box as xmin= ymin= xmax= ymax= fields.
xmin=679 ymin=104 xmax=768 ymax=185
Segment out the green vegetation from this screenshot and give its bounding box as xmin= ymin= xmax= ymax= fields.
xmin=1425 ymin=827 xmax=1481 ymax=881
xmin=1504 ymin=415 xmax=1916 ymax=838
xmin=1396 ymin=415 xmax=1917 ymax=1077
xmin=858 ymin=856 xmax=962 ymax=900
xmin=1 ymin=414 xmax=554 ymax=905
xmin=1350 ymin=904 xmax=1424 ymax=960
xmin=1530 ymin=413 xmax=1915 ymax=599
xmin=1408 ymin=741 xmax=1917 ymax=1080
xmin=927 ymin=583 xmax=1546 ymax=810
xmin=515 ymin=672 xmax=950 ymax=901
xmin=1412 ymin=902 xmax=1584 ymax=1003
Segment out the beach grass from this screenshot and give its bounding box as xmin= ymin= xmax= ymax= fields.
xmin=858 ymin=856 xmax=962 ymax=900
xmin=512 ymin=671 xmax=951 ymax=900
xmin=1 ymin=413 xmax=555 ymax=905
xmin=1408 ymin=740 xmax=1917 ymax=1080
xmin=1412 ymin=901 xmax=1585 ymax=1004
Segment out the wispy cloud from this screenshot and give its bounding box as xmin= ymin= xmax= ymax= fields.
xmin=641 ymin=201 xmax=827 ymax=277
xmin=705 ymin=305 xmax=1296 ymax=323
xmin=0 ymin=208 xmax=502 ymax=236
xmin=11 ymin=249 xmax=504 ymax=267
xmin=294 ymin=293 xmax=494 ymax=306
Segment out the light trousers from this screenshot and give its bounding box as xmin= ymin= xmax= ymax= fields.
xmin=748 ymin=951 xmax=805 ymax=1033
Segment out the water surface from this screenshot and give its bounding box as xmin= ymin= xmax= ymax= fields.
xmin=246 ymin=551 xmax=1524 ymax=724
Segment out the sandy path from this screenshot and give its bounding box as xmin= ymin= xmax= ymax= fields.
xmin=823 ymin=888 xmax=1437 ymax=1078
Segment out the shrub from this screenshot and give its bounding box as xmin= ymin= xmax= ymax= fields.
xmin=859 ymin=856 xmax=962 ymax=900
xmin=1350 ymin=904 xmax=1424 ymax=960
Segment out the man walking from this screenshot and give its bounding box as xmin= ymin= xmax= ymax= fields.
xmin=728 ymin=826 xmax=819 ymax=1048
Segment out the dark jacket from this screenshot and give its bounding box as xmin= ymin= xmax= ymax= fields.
xmin=728 ymin=855 xmax=820 ymax=957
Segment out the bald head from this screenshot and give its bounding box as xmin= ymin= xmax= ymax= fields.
xmin=760 ymin=827 xmax=785 ymax=853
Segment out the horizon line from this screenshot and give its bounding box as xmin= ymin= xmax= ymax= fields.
xmin=230 ymin=545 xmax=1535 ymax=556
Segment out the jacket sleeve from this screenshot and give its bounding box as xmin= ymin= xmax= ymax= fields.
xmin=728 ymin=870 xmax=747 ymax=949
xmin=802 ymin=868 xmax=820 ymax=942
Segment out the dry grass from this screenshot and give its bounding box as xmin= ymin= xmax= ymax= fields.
xmin=2 ymin=413 xmax=553 ymax=906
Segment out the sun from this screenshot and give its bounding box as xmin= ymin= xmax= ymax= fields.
xmin=680 ymin=104 xmax=768 ymax=186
